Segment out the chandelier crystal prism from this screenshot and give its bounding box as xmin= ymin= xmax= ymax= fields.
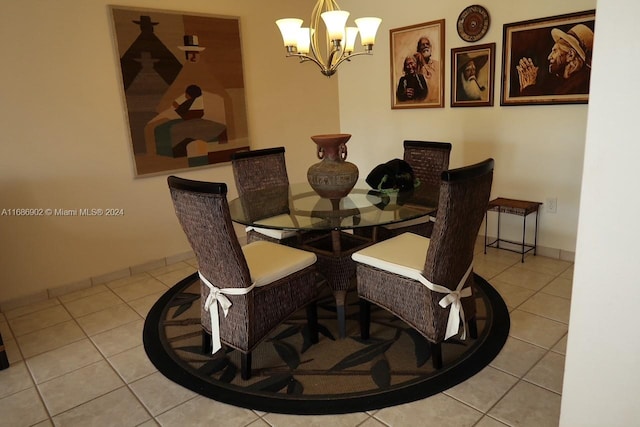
xmin=276 ymin=0 xmax=382 ymax=77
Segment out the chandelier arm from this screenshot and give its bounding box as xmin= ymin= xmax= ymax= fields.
xmin=286 ymin=52 xmax=331 ymax=74
xmin=325 ymin=42 xmax=342 ymax=72
xmin=330 ymin=50 xmax=372 ymax=70
xmin=309 ymin=39 xmax=328 ymax=70
xmin=310 ymin=1 xmax=325 ymax=70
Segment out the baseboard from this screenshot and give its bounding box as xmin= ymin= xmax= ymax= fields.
xmin=1 ymin=231 xmax=573 ymax=312
xmin=0 ymin=250 xmax=196 ymax=313
xmin=481 ymin=234 xmax=575 ymax=262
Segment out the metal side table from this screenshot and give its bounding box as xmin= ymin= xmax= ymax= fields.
xmin=484 ymin=197 xmax=542 ymax=263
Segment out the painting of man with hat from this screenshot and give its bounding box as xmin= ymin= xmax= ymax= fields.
xmin=517 ymin=23 xmax=593 ymax=96
xmin=451 ymin=43 xmax=495 ymax=107
xmin=502 ymin=10 xmax=595 ymax=105
xmin=178 ymin=35 xmax=206 ymax=63
xmin=111 ymin=7 xmax=251 ymax=175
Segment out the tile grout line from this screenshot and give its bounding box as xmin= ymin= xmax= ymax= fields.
xmin=4 ymin=318 xmax=55 ymax=425
xmin=13 ymin=296 xmax=150 ymax=424
xmin=76 ymin=292 xmax=159 ymax=424
xmin=1 ymin=249 xmax=570 ymax=426
xmin=463 ymin=254 xmax=569 ymax=424
xmin=26 ymin=300 xmax=90 ymax=424
xmin=84 ymin=319 xmax=158 ymax=422
xmin=476 ymin=275 xmax=567 ymax=419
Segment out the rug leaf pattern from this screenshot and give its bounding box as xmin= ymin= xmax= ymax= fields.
xmin=146 ymin=272 xmax=509 ymax=411
xmin=272 ymin=341 xmax=301 ymax=370
xmin=404 ymin=328 xmax=432 ymax=368
xmin=371 ymin=359 xmax=391 ymax=388
xmin=330 ymin=340 xmax=395 ymax=371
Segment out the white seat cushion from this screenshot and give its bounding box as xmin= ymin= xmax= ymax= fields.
xmin=242 ymin=240 xmax=317 ymax=287
xmin=247 ymin=213 xmax=324 ymax=240
xmin=247 ymin=226 xmax=298 ymax=240
xmin=352 ymin=232 xmax=430 ymax=279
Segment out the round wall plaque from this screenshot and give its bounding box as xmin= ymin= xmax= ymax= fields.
xmin=457 ymin=5 xmax=490 ymax=42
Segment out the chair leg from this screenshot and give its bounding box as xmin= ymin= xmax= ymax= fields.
xmin=359 ymin=299 xmax=371 ymax=340
xmin=241 ymin=352 xmax=252 ymax=380
xmin=468 ymin=316 xmax=478 ymax=339
xmin=0 ymin=333 xmax=9 ymax=370
xmin=431 ymin=342 xmax=443 ymax=369
xmin=307 ymin=302 xmax=319 ymax=344
xmin=201 ymin=329 xmax=212 ymax=354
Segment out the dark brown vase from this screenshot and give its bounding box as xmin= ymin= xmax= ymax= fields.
xmin=307 ymin=133 xmax=359 ymax=200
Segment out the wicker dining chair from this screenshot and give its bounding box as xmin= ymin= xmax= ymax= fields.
xmin=352 ymin=158 xmax=494 ymax=369
xmin=377 ymin=140 xmax=452 ymax=240
xmin=231 ymin=147 xmax=303 ymax=246
xmin=167 ymin=176 xmax=319 ymax=380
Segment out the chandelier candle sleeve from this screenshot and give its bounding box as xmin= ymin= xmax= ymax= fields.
xmin=276 ymin=0 xmax=381 ymax=77
xmin=321 ymin=10 xmax=349 ymax=41
xmin=344 ymin=27 xmax=358 ymax=53
xmin=297 ymin=28 xmax=313 ymax=54
xmin=355 ymin=17 xmax=382 ymax=46
xmin=276 ymin=18 xmax=304 ymax=48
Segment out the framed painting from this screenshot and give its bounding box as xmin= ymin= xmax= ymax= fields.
xmin=110 ymin=7 xmax=250 ymax=177
xmin=501 ymin=10 xmax=595 ymax=106
xmin=451 ymin=43 xmax=496 ymax=107
xmin=390 ymin=20 xmax=445 ymax=109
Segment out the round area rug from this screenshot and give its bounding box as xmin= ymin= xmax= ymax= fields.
xmin=143 ymin=273 xmax=509 ymax=415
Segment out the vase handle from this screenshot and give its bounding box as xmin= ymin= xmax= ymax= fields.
xmin=339 ymin=143 xmax=348 ymax=161
xmin=317 ymin=146 xmax=324 ymax=160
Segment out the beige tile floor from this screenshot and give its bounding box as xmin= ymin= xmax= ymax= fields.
xmin=0 ymin=243 xmax=572 ymax=427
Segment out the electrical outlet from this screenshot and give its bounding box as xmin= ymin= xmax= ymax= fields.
xmin=546 ymin=197 xmax=557 ymax=213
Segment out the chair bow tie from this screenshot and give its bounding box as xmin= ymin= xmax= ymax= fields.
xmin=416 ymin=263 xmax=474 ymax=340
xmin=198 ymin=272 xmax=255 ymax=354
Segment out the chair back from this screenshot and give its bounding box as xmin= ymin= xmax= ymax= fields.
xmin=167 ymin=176 xmax=252 ymax=289
xmin=231 ymin=147 xmax=289 ymax=195
xmin=403 ymin=140 xmax=452 ymax=189
xmin=423 ymin=159 xmax=494 ymax=336
xmin=231 ymin=147 xmax=291 ymax=222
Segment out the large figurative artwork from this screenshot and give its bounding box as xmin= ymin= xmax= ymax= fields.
xmin=501 ymin=10 xmax=595 ymax=106
xmin=111 ymin=7 xmax=250 ymax=176
xmin=390 ymin=20 xmax=445 ymax=109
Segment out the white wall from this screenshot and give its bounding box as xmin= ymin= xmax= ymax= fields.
xmin=338 ymin=0 xmax=595 ymax=257
xmin=560 ymin=0 xmax=640 ymax=424
xmin=0 ymin=1 xmax=595 ymax=305
xmin=0 ymin=0 xmax=340 ymax=302
xmin=5 ymin=0 xmax=637 ymax=423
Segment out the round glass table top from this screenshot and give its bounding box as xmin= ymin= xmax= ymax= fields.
xmin=228 ymin=182 xmax=437 ymax=232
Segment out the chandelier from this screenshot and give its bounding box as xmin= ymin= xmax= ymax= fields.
xmin=276 ymin=0 xmax=382 ymax=77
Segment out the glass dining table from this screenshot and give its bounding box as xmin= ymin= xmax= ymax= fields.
xmin=228 ymin=182 xmax=437 ymax=338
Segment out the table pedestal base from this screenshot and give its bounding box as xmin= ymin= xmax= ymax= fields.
xmin=303 ymin=231 xmax=373 ymax=338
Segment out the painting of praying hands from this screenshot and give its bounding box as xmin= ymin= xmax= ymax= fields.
xmin=501 ymin=10 xmax=595 ymax=106
xmin=390 ymin=20 xmax=445 ymax=109
xmin=111 ymin=7 xmax=250 ymax=176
